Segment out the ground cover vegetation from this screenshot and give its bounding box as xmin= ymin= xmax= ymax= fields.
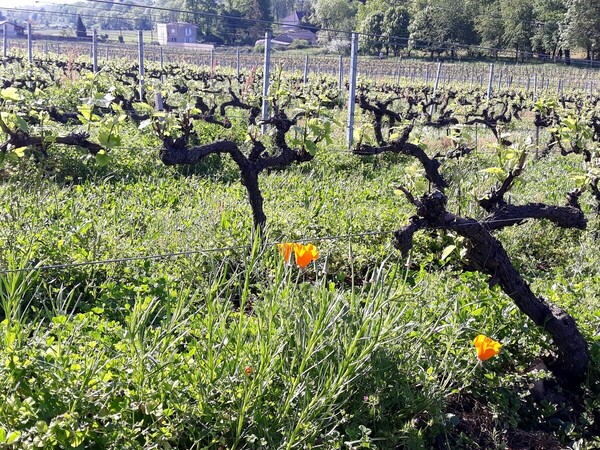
xmin=0 ymin=52 xmax=600 ymax=449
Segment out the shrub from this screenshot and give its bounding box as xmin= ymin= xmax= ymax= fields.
xmin=327 ymin=39 xmax=351 ymax=55
xmin=289 ymin=39 xmax=310 ymax=50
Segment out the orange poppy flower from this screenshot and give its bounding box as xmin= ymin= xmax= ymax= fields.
xmin=293 ymin=243 xmax=319 ymax=268
xmin=244 ymin=366 xmax=253 ymax=376
xmin=277 ymin=243 xmax=294 ymax=264
xmin=473 ymin=334 xmax=502 ymax=361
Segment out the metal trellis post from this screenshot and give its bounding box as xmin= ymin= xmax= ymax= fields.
xmin=338 ymin=54 xmax=343 ymax=94
xmin=429 ymin=61 xmax=442 ymax=117
xmin=261 ymin=31 xmax=272 ymax=135
xmin=486 ymin=63 xmax=494 ymax=99
xmin=2 ymin=23 xmax=7 ymax=68
xmin=92 ymin=29 xmax=98 ymax=73
xmin=347 ymin=32 xmax=358 ymax=148
xmin=138 ymin=30 xmax=145 ymax=101
xmin=303 ymin=54 xmax=309 ymax=84
xmin=27 ymin=23 xmax=33 ymax=64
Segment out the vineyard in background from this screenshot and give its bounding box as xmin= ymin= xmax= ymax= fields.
xmin=4 ymin=26 xmax=600 ymax=91
xmin=0 ymin=40 xmax=600 ymax=449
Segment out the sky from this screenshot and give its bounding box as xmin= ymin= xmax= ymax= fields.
xmin=0 ymin=0 xmax=80 ymax=8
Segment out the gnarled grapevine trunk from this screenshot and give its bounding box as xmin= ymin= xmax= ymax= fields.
xmin=395 ymin=191 xmax=590 ymax=386
xmin=158 ymin=110 xmax=314 ymax=232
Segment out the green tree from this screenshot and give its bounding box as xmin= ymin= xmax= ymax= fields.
xmin=531 ymin=0 xmax=566 ymax=59
xmin=561 ymin=0 xmax=600 ymax=60
xmin=408 ymin=1 xmax=476 ymax=59
xmin=382 ymin=5 xmax=410 ymax=55
xmin=75 ymin=15 xmax=87 ymax=38
xmin=272 ymin=0 xmax=296 ymax=21
xmin=358 ymin=11 xmax=384 ymax=54
xmin=358 ymin=0 xmax=410 ymax=56
xmin=313 ymin=0 xmax=357 ymax=40
xmin=185 ymin=0 xmax=219 ymax=37
xmin=475 ymin=1 xmax=504 ymax=58
xmin=215 ymin=0 xmax=272 ymax=42
xmin=500 ymin=0 xmax=535 ymax=61
xmin=134 ymin=9 xmax=154 ymax=31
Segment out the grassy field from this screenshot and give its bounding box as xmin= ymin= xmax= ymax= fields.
xmin=0 ymin=56 xmax=599 ymax=449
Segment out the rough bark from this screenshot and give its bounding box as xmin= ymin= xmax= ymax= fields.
xmin=394 ymin=191 xmax=590 ymax=386
xmin=478 ymin=162 xmax=587 ymax=231
xmin=546 ymin=131 xmax=593 ymax=162
xmin=465 ymin=102 xmax=513 ymax=146
xmin=482 ymin=203 xmax=586 ymax=231
xmin=0 ymin=129 xmax=103 ymax=156
xmin=158 ymin=110 xmax=314 ymax=231
xmin=354 ymin=124 xmax=447 ymax=192
xmin=590 ymin=177 xmax=600 ymax=214
xmin=159 ymin=140 xmax=240 ymax=166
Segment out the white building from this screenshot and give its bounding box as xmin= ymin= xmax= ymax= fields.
xmin=156 ymin=22 xmax=198 ymax=45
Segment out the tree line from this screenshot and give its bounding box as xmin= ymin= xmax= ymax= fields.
xmin=5 ymin=0 xmax=600 ymax=60
xmin=330 ymin=0 xmax=600 ymax=61
xmin=173 ymin=0 xmax=600 ymax=60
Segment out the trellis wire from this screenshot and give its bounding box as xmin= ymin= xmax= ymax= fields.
xmin=0 ymin=214 xmax=569 ymax=276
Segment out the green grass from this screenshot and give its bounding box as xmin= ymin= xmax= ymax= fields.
xmin=1 ymin=58 xmax=600 ymax=448
xmin=1 ymin=143 xmax=599 ymax=448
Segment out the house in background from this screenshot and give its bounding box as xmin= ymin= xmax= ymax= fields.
xmin=156 ymin=22 xmax=198 ymax=45
xmin=256 ymin=11 xmax=317 ymax=47
xmin=0 ymin=21 xmax=25 ymax=38
xmin=281 ymin=12 xmax=307 ymax=33
xmin=275 ymin=11 xmax=317 ymax=46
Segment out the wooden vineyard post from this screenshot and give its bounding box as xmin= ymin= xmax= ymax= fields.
xmin=210 ymin=48 xmax=215 ymax=72
xmin=261 ymin=31 xmax=272 ymax=135
xmin=236 ymin=47 xmax=240 ymax=80
xmin=347 ymin=32 xmax=358 ymax=148
xmin=533 ymin=74 xmax=538 ymax=100
xmin=138 ymin=30 xmax=145 ymax=101
xmin=92 ymin=29 xmax=98 ymax=73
